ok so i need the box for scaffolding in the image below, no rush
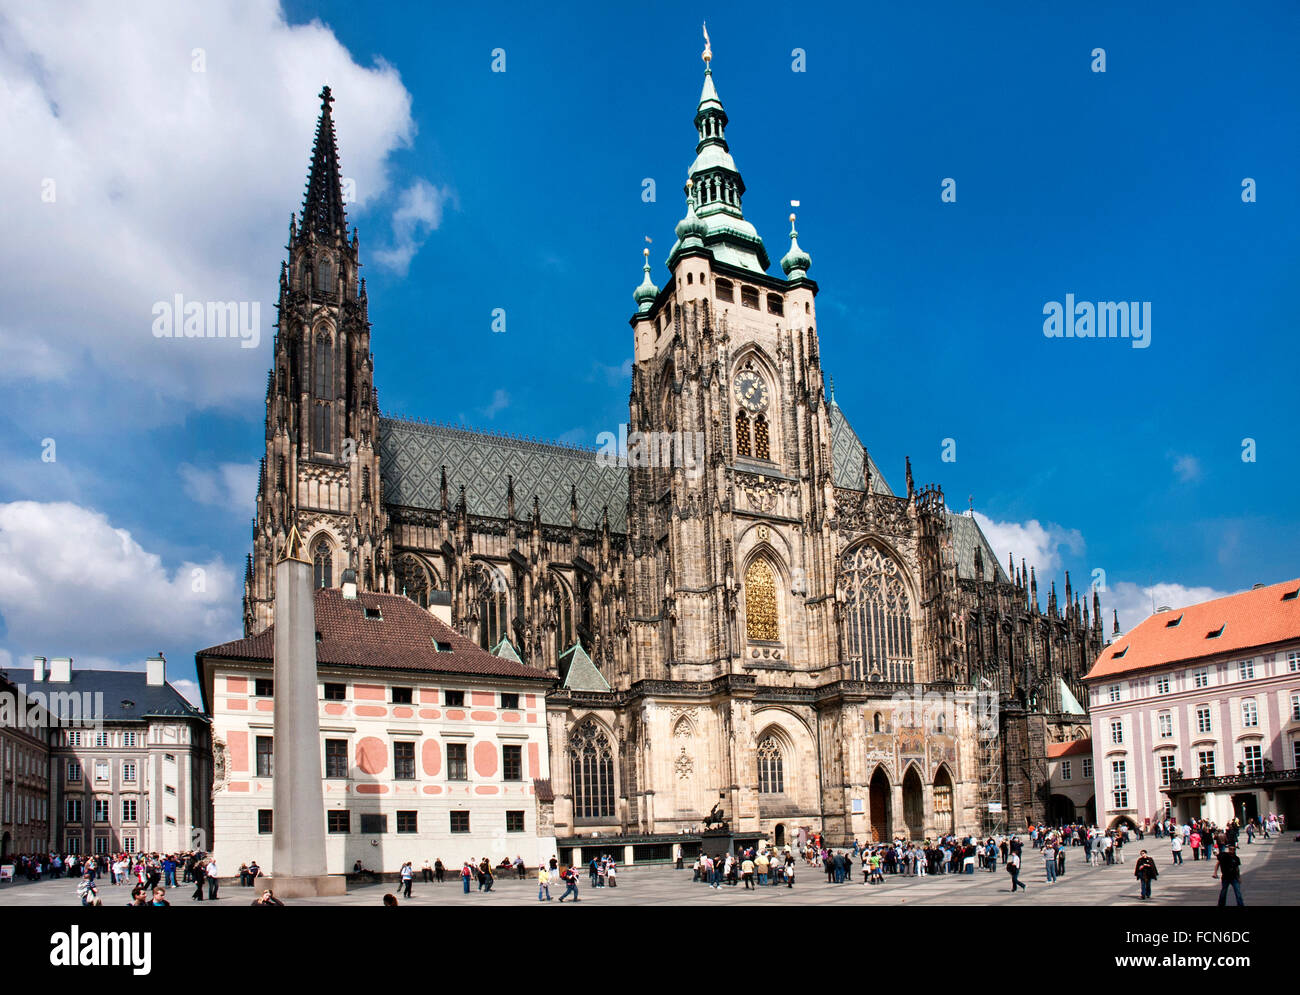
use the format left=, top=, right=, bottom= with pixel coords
left=976, top=677, right=1007, bottom=836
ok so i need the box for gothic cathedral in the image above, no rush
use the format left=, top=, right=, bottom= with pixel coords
left=245, top=50, right=1105, bottom=846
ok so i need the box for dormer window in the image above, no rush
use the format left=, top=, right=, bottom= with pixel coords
left=1206, top=624, right=1225, bottom=639
left=364, top=606, right=382, bottom=621
left=715, top=278, right=734, bottom=302
left=766, top=293, right=784, bottom=316
left=1165, top=614, right=1183, bottom=627
left=741, top=286, right=759, bottom=309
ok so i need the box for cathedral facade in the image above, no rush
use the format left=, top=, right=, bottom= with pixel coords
left=244, top=52, right=1104, bottom=847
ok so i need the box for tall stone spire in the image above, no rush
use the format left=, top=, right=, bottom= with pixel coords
left=300, top=86, right=347, bottom=240
left=667, top=29, right=769, bottom=272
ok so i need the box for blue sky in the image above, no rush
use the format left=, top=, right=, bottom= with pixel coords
left=1, top=0, right=1297, bottom=699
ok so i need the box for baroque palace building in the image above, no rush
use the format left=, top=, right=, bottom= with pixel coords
left=241, top=43, right=1104, bottom=848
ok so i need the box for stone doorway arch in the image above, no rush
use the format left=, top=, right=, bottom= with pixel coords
left=869, top=767, right=891, bottom=842
left=902, top=765, right=925, bottom=840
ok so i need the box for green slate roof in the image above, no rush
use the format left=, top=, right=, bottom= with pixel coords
left=379, top=417, right=628, bottom=533
left=558, top=643, right=609, bottom=691
left=491, top=638, right=523, bottom=663
left=1058, top=678, right=1086, bottom=715
left=828, top=400, right=893, bottom=495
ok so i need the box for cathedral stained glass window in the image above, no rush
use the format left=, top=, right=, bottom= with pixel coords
left=570, top=720, right=615, bottom=820
left=735, top=410, right=751, bottom=458
left=745, top=559, right=780, bottom=642
left=842, top=545, right=914, bottom=682
left=312, top=539, right=332, bottom=589
left=478, top=569, right=509, bottom=651
left=757, top=736, right=784, bottom=794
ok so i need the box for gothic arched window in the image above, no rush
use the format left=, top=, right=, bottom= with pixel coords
left=757, top=736, right=784, bottom=794
left=313, top=336, right=333, bottom=398
left=842, top=544, right=914, bottom=682
left=312, top=539, right=333, bottom=589
left=477, top=568, right=509, bottom=650
left=554, top=578, right=575, bottom=658
left=569, top=720, right=615, bottom=820
left=396, top=555, right=430, bottom=609
left=745, top=559, right=780, bottom=642
left=312, top=402, right=331, bottom=453
left=735, top=410, right=751, bottom=458
left=754, top=414, right=770, bottom=460
left=316, top=258, right=332, bottom=293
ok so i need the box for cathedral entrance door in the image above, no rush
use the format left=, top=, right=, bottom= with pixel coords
left=868, top=768, right=891, bottom=842
left=902, top=766, right=925, bottom=840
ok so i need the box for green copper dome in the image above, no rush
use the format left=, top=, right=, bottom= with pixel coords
left=780, top=213, right=812, bottom=278
left=633, top=248, right=659, bottom=313
left=674, top=182, right=708, bottom=245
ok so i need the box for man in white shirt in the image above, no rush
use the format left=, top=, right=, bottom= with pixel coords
left=205, top=857, right=219, bottom=900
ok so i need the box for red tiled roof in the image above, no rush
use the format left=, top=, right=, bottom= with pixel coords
left=197, top=588, right=552, bottom=683
left=1085, top=578, right=1300, bottom=681
left=1047, top=738, right=1092, bottom=759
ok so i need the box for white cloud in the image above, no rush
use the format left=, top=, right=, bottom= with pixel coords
left=179, top=462, right=259, bottom=509
left=482, top=389, right=509, bottom=420
left=170, top=678, right=203, bottom=707
left=372, top=180, right=454, bottom=275
left=1171, top=454, right=1203, bottom=483
left=0, top=0, right=424, bottom=419
left=1102, top=580, right=1236, bottom=636
left=0, top=501, right=239, bottom=662
left=972, top=511, right=1084, bottom=577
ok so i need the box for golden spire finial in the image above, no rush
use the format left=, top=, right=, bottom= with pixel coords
left=282, top=524, right=310, bottom=563
left=702, top=22, right=712, bottom=65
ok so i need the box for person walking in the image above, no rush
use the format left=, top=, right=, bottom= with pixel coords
left=558, top=865, right=580, bottom=902
left=461, top=861, right=472, bottom=894
left=1134, top=850, right=1158, bottom=900
left=1212, top=844, right=1244, bottom=906
left=434, top=858, right=444, bottom=884
left=1171, top=832, right=1183, bottom=865
left=205, top=858, right=219, bottom=900
left=191, top=860, right=206, bottom=902
left=537, top=864, right=551, bottom=901
left=400, top=861, right=413, bottom=899
left=1043, top=841, right=1057, bottom=884
left=1007, top=850, right=1026, bottom=892
left=422, top=859, right=432, bottom=884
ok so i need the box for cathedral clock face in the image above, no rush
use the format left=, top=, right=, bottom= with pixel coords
left=734, top=370, right=769, bottom=412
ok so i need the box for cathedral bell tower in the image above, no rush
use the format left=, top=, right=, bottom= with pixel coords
left=244, top=86, right=388, bottom=634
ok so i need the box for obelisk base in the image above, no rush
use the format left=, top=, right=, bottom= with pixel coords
left=263, top=874, right=348, bottom=899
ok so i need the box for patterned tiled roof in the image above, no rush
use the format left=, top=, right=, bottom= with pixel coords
left=379, top=417, right=628, bottom=533
left=32, top=670, right=205, bottom=722
left=1085, top=578, right=1300, bottom=681
left=829, top=401, right=893, bottom=495
left=558, top=643, right=610, bottom=691
left=198, top=588, right=552, bottom=682
left=947, top=512, right=1011, bottom=584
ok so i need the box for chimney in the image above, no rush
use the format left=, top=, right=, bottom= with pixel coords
left=429, top=589, right=452, bottom=626
left=32, top=656, right=47, bottom=683
left=147, top=654, right=166, bottom=687
left=48, top=657, right=72, bottom=683
left=340, top=567, right=358, bottom=600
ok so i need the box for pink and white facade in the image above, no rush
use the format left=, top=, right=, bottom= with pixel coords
left=1084, top=579, right=1300, bottom=831
left=198, top=589, right=555, bottom=874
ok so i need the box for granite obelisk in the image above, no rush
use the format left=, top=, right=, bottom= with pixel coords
left=267, top=526, right=345, bottom=897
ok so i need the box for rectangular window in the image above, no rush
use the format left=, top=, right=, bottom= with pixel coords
left=500, top=693, right=520, bottom=710
left=397, top=811, right=418, bottom=834
left=503, top=744, right=523, bottom=781
left=94, top=761, right=109, bottom=783
left=1242, top=745, right=1263, bottom=775
left=254, top=678, right=274, bottom=697
left=394, top=741, right=416, bottom=780
left=1289, top=650, right=1300, bottom=673
left=1159, top=755, right=1177, bottom=787
left=1241, top=699, right=1259, bottom=727
left=122, top=799, right=137, bottom=822
left=66, top=799, right=82, bottom=823
left=444, top=690, right=465, bottom=707
left=714, top=278, right=734, bottom=303
left=122, top=837, right=135, bottom=854
left=392, top=686, right=413, bottom=704
left=1294, top=739, right=1300, bottom=769
left=1110, top=719, right=1123, bottom=745
left=323, top=683, right=347, bottom=700
left=1158, top=712, right=1173, bottom=738
left=65, top=835, right=81, bottom=854
left=93, top=799, right=109, bottom=822
left=66, top=730, right=81, bottom=747
left=94, top=732, right=109, bottom=748
left=1156, top=675, right=1171, bottom=695
left=327, top=810, right=350, bottom=834
left=1082, top=758, right=1093, bottom=779
left=1111, top=760, right=1128, bottom=810
left=258, top=810, right=273, bottom=834
left=1197, top=750, right=1216, bottom=776
left=122, top=761, right=136, bottom=783
left=1238, top=659, right=1255, bottom=680
left=1060, top=760, right=1071, bottom=781
left=450, top=811, right=470, bottom=834
left=1292, top=693, right=1300, bottom=722
left=1107, top=685, right=1121, bottom=703
left=324, top=739, right=348, bottom=779
left=122, top=732, right=137, bottom=748
left=164, top=785, right=175, bottom=796
left=766, top=293, right=784, bottom=316
left=506, top=810, right=525, bottom=833
left=359, top=813, right=387, bottom=835
left=1196, top=706, right=1213, bottom=733
left=447, top=743, right=468, bottom=780
left=94, top=836, right=108, bottom=856
left=1194, top=669, right=1209, bottom=689
left=67, top=760, right=81, bottom=783
left=256, top=736, right=274, bottom=777
left=740, top=285, right=760, bottom=309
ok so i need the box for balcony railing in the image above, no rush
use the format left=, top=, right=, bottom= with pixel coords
left=1165, top=766, right=1300, bottom=793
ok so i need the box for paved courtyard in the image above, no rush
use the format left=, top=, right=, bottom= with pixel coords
left=2, top=837, right=1294, bottom=907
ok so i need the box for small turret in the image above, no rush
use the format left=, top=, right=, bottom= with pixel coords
left=780, top=212, right=812, bottom=279
left=633, top=246, right=659, bottom=314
